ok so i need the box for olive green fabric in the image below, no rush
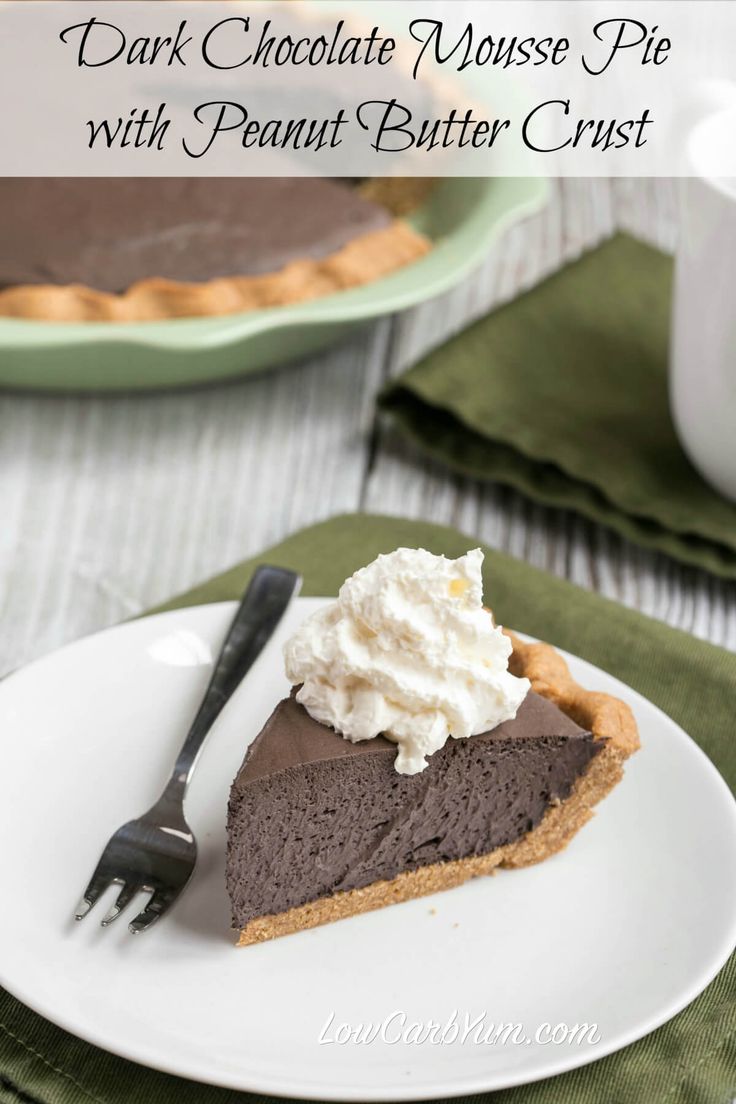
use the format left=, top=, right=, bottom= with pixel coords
left=380, top=234, right=736, bottom=578
left=1, top=514, right=734, bottom=1104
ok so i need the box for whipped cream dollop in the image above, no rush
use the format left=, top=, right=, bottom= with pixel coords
left=283, top=547, right=530, bottom=775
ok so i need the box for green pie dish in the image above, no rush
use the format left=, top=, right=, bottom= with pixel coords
left=0, top=176, right=547, bottom=392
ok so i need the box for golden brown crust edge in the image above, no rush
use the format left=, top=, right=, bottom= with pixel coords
left=504, top=632, right=640, bottom=758
left=237, top=635, right=639, bottom=946
left=0, top=220, right=430, bottom=323
left=358, top=177, right=437, bottom=217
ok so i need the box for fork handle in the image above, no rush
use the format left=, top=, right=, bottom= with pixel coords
left=164, top=565, right=302, bottom=798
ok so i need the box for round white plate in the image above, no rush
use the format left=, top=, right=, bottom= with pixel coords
left=0, top=599, right=734, bottom=1100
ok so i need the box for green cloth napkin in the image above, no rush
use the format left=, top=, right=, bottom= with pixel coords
left=1, top=514, right=734, bottom=1104
left=380, top=234, right=736, bottom=579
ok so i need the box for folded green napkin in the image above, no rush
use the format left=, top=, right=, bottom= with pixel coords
left=1, top=514, right=734, bottom=1104
left=380, top=234, right=736, bottom=578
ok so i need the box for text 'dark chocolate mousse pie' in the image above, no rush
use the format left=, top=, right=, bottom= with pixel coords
left=227, top=548, right=639, bottom=946
left=0, top=178, right=430, bottom=322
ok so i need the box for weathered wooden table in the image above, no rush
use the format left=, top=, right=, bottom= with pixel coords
left=1, top=179, right=733, bottom=678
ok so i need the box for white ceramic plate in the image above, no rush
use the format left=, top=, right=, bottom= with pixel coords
left=0, top=599, right=734, bottom=1100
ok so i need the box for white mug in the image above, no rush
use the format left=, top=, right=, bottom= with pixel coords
left=670, top=105, right=736, bottom=503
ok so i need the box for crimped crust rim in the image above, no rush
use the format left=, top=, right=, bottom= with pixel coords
left=0, top=219, right=430, bottom=323
left=504, top=629, right=640, bottom=757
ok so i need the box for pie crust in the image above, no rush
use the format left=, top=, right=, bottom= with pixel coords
left=0, top=219, right=430, bottom=323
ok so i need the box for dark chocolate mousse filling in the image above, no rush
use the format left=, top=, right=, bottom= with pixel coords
left=227, top=690, right=602, bottom=930
left=0, top=178, right=393, bottom=293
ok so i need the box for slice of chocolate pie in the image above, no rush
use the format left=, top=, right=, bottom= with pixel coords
left=227, top=549, right=639, bottom=945
left=0, top=178, right=429, bottom=322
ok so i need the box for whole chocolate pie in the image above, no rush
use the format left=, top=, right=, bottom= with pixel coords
left=226, top=549, right=639, bottom=946
left=0, top=178, right=430, bottom=322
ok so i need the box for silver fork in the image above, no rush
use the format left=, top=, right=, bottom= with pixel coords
left=74, top=564, right=302, bottom=934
